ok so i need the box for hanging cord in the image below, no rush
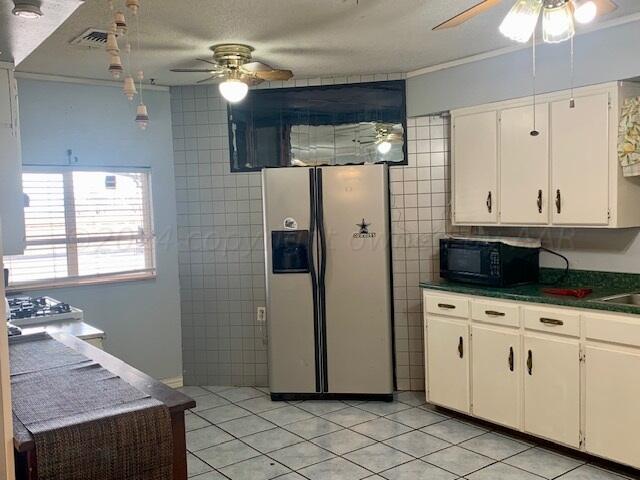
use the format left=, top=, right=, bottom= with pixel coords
left=569, top=35, right=575, bottom=108
left=530, top=28, right=539, bottom=136
left=539, top=247, right=570, bottom=286
left=136, top=7, right=144, bottom=105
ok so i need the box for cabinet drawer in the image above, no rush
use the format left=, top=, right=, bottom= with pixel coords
left=584, top=313, right=640, bottom=348
left=472, top=300, right=519, bottom=327
left=524, top=306, right=580, bottom=337
left=425, top=293, right=469, bottom=319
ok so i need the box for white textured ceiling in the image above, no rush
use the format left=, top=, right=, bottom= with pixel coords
left=15, top=0, right=640, bottom=85
left=0, top=0, right=82, bottom=65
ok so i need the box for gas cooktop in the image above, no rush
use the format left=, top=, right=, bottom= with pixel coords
left=7, top=296, right=83, bottom=326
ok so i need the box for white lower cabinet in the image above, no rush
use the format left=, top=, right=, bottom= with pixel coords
left=471, top=325, right=520, bottom=428
left=523, top=334, right=580, bottom=448
left=424, top=290, right=640, bottom=470
left=426, top=315, right=470, bottom=414
left=584, top=345, right=640, bottom=466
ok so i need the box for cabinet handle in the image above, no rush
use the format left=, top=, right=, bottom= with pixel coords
left=527, top=350, right=533, bottom=375
left=555, top=189, right=562, bottom=214
left=486, top=191, right=492, bottom=213
left=485, top=310, right=505, bottom=317
left=437, top=303, right=456, bottom=310
left=508, top=346, right=514, bottom=372
left=458, top=336, right=464, bottom=358
left=540, top=317, right=564, bottom=326
left=537, top=189, right=543, bottom=214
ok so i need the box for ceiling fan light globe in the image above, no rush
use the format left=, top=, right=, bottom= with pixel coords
left=542, top=2, right=575, bottom=43
left=219, top=79, right=248, bottom=103
left=573, top=0, right=597, bottom=23
left=499, top=0, right=543, bottom=43
left=377, top=141, right=392, bottom=155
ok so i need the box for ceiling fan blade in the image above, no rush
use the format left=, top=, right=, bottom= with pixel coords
left=240, top=76, right=265, bottom=87
left=197, top=75, right=219, bottom=84
left=593, top=0, right=618, bottom=15
left=171, top=68, right=219, bottom=73
left=241, top=61, right=274, bottom=73
left=196, top=58, right=221, bottom=66
left=433, top=0, right=502, bottom=30
left=253, top=69, right=294, bottom=81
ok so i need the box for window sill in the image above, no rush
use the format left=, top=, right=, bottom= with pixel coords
left=6, top=270, right=157, bottom=294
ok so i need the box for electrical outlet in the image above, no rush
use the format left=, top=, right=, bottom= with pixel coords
left=257, top=307, right=266, bottom=323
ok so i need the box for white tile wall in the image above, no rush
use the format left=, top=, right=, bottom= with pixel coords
left=171, top=74, right=456, bottom=389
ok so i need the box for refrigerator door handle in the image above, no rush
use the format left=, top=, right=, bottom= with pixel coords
left=308, top=168, right=321, bottom=393
left=316, top=168, right=328, bottom=393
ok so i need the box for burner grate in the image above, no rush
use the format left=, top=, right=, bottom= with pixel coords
left=9, top=296, right=73, bottom=320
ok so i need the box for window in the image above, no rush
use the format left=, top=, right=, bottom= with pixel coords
left=4, top=167, right=155, bottom=290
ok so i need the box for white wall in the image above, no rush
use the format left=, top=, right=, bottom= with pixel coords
left=407, top=19, right=640, bottom=116
left=478, top=226, right=640, bottom=273
left=14, top=78, right=182, bottom=380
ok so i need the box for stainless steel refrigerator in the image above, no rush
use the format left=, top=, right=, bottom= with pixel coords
left=262, top=164, right=394, bottom=401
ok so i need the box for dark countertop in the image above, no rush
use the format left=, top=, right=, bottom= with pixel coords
left=420, top=269, right=640, bottom=316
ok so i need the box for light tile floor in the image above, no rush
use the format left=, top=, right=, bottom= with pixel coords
left=178, top=386, right=637, bottom=480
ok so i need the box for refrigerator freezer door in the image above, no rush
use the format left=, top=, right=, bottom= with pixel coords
left=263, top=167, right=318, bottom=393
left=319, top=165, right=393, bottom=394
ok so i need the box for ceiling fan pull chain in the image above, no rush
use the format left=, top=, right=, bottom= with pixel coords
left=569, top=36, right=575, bottom=108
left=530, top=27, right=539, bottom=137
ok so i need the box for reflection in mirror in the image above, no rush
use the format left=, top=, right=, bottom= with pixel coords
left=290, top=122, right=404, bottom=166
left=228, top=80, right=407, bottom=172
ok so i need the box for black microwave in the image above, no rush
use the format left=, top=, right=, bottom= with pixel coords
left=440, top=237, right=540, bottom=287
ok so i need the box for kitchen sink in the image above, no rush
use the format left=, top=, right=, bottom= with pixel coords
left=595, top=293, right=640, bottom=306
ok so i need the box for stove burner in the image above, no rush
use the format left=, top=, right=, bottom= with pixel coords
left=8, top=296, right=73, bottom=320
left=7, top=323, right=21, bottom=336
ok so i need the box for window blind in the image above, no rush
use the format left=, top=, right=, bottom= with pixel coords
left=4, top=168, right=155, bottom=290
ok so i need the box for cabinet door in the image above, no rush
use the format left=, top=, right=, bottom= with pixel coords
left=551, top=93, right=609, bottom=225
left=0, top=69, right=12, bottom=130
left=472, top=325, right=520, bottom=428
left=426, top=315, right=470, bottom=413
left=523, top=334, right=580, bottom=447
left=453, top=111, right=498, bottom=224
left=500, top=104, right=549, bottom=224
left=0, top=68, right=24, bottom=255
left=585, top=345, right=640, bottom=468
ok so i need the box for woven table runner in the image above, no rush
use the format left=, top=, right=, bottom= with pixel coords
left=10, top=334, right=173, bottom=480
left=9, top=332, right=89, bottom=376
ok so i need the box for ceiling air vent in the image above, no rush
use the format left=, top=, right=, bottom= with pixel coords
left=70, top=28, right=111, bottom=49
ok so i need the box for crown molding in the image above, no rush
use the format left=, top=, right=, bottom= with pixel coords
left=13, top=71, right=170, bottom=91
left=407, top=12, right=640, bottom=79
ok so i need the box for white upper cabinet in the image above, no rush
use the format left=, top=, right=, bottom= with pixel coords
left=451, top=81, right=640, bottom=228
left=0, top=65, right=25, bottom=255
left=551, top=93, right=610, bottom=226
left=0, top=69, right=12, bottom=129
left=452, top=111, right=498, bottom=224
left=499, top=104, right=550, bottom=224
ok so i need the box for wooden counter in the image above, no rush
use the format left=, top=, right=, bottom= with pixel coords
left=12, top=332, right=195, bottom=480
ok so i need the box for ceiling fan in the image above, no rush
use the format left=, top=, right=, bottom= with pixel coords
left=354, top=123, right=404, bottom=155
left=433, top=0, right=618, bottom=44
left=171, top=44, right=293, bottom=103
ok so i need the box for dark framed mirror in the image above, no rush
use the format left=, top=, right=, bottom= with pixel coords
left=228, top=80, right=407, bottom=172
